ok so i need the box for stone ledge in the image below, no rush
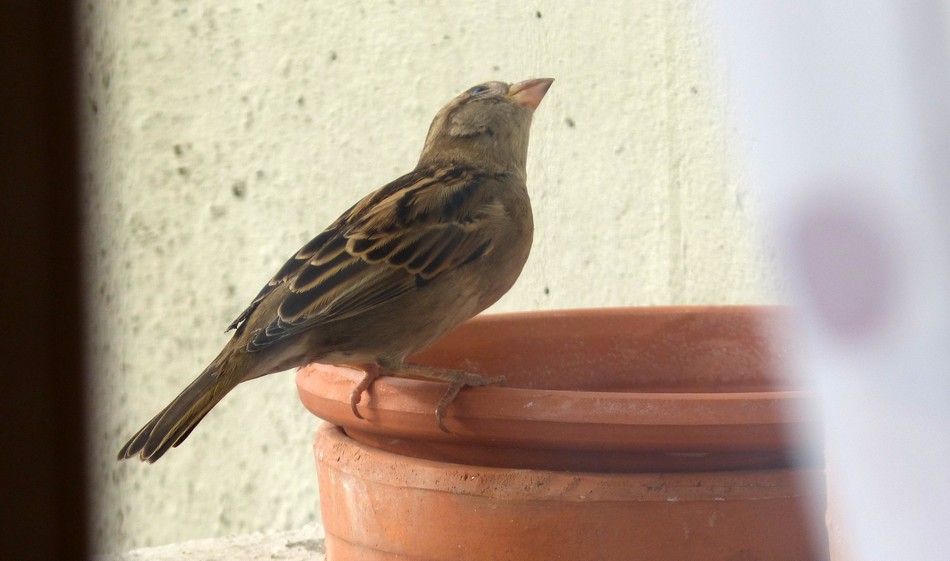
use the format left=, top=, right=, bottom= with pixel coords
left=96, top=523, right=325, bottom=561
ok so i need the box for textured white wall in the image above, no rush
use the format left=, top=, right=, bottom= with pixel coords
left=82, top=0, right=777, bottom=552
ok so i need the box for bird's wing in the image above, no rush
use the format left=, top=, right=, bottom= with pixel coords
left=228, top=165, right=507, bottom=351
left=226, top=227, right=336, bottom=332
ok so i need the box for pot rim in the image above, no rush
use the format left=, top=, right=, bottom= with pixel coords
left=316, top=423, right=818, bottom=502
left=298, top=365, right=810, bottom=428
left=297, top=306, right=812, bottom=456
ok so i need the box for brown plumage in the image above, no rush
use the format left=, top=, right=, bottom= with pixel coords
left=118, top=78, right=553, bottom=463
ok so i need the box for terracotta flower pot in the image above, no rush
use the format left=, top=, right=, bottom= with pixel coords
left=297, top=306, right=828, bottom=561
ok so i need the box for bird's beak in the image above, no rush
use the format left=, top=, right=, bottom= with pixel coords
left=507, top=78, right=554, bottom=111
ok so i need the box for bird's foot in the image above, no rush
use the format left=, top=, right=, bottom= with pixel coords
left=349, top=365, right=382, bottom=419
left=348, top=363, right=505, bottom=431
left=399, top=365, right=506, bottom=432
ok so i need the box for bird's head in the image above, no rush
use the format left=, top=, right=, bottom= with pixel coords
left=418, top=78, right=554, bottom=175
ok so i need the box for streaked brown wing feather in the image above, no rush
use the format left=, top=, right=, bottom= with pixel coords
left=238, top=165, right=506, bottom=351
left=226, top=228, right=337, bottom=331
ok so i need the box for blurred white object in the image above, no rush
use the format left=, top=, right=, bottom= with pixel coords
left=711, top=3, right=950, bottom=560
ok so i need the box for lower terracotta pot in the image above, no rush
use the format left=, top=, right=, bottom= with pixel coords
left=298, top=307, right=828, bottom=560
left=316, top=423, right=823, bottom=561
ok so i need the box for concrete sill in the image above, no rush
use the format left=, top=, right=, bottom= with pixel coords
left=96, top=523, right=326, bottom=561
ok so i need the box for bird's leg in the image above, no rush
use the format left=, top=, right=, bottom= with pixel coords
left=348, top=364, right=382, bottom=419
left=395, top=364, right=506, bottom=432
left=348, top=362, right=505, bottom=430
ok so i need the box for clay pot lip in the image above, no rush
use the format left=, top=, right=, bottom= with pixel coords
left=297, top=306, right=810, bottom=454
left=316, top=423, right=817, bottom=502
left=298, top=366, right=808, bottom=429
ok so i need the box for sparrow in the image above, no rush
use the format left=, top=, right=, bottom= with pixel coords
left=118, top=77, right=554, bottom=463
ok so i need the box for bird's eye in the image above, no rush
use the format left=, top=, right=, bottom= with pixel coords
left=469, top=85, right=489, bottom=95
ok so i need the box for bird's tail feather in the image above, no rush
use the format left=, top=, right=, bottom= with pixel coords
left=117, top=357, right=241, bottom=463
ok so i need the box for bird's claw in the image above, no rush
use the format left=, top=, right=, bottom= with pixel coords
left=350, top=365, right=506, bottom=431
left=434, top=372, right=506, bottom=433
left=435, top=383, right=463, bottom=433
left=350, top=366, right=382, bottom=420
left=349, top=388, right=365, bottom=419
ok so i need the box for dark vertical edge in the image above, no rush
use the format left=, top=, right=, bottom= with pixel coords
left=0, top=1, right=89, bottom=559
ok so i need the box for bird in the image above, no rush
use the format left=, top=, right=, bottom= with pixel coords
left=117, top=77, right=554, bottom=463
